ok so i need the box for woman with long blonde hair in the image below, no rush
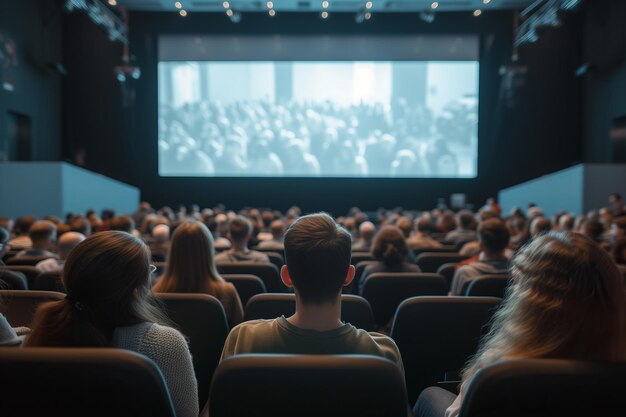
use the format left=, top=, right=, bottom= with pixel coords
left=153, top=220, right=243, bottom=327
left=416, top=232, right=626, bottom=417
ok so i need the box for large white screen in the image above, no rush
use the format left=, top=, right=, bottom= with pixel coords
left=158, top=37, right=479, bottom=178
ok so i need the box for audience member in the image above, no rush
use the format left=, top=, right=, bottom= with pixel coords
left=26, top=231, right=198, bottom=417
left=352, top=221, right=376, bottom=252
left=8, top=215, right=37, bottom=250
left=0, top=217, right=14, bottom=234
left=0, top=227, right=9, bottom=263
left=13, top=220, right=57, bottom=260
left=36, top=232, right=86, bottom=272
left=430, top=233, right=626, bottom=417
left=612, top=217, right=626, bottom=264
left=153, top=221, right=243, bottom=327
left=69, top=216, right=92, bottom=236
left=359, top=226, right=421, bottom=293
left=558, top=214, right=575, bottom=232
left=149, top=224, right=171, bottom=262
left=609, top=193, right=625, bottom=217
left=0, top=312, right=21, bottom=347
left=215, top=216, right=269, bottom=263
left=508, top=216, right=530, bottom=250
left=220, top=213, right=404, bottom=371
left=109, top=215, right=136, bottom=234
left=406, top=218, right=443, bottom=250
left=256, top=219, right=286, bottom=250
left=451, top=219, right=510, bottom=295
left=445, top=210, right=477, bottom=244
left=529, top=216, right=551, bottom=238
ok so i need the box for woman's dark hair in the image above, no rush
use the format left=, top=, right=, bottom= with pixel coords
left=372, top=226, right=408, bottom=265
left=26, top=231, right=169, bottom=347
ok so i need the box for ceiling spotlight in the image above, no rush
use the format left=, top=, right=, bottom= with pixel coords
left=355, top=9, right=371, bottom=23
left=483, top=0, right=491, bottom=3
left=222, top=1, right=229, bottom=8
left=108, top=0, right=117, bottom=5
left=473, top=9, right=482, bottom=16
left=365, top=1, right=373, bottom=9
left=266, top=1, right=273, bottom=8
left=174, top=1, right=182, bottom=8
left=226, top=9, right=241, bottom=22
left=179, top=9, right=187, bottom=16
left=269, top=8, right=276, bottom=16
left=321, top=11, right=329, bottom=18
left=322, top=1, right=329, bottom=8
left=364, top=12, right=371, bottom=20
left=431, top=1, right=438, bottom=8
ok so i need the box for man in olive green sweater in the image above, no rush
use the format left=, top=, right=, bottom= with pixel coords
left=220, top=213, right=404, bottom=373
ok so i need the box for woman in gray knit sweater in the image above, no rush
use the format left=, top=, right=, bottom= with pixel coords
left=26, top=231, right=198, bottom=417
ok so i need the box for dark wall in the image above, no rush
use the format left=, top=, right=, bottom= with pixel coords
left=62, top=10, right=583, bottom=213
left=582, top=0, right=626, bottom=162
left=0, top=0, right=62, bottom=161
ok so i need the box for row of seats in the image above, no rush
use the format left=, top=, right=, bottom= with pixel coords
left=0, top=290, right=499, bottom=404
left=1, top=348, right=623, bottom=417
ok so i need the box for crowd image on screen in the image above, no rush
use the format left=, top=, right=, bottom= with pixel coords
left=158, top=97, right=477, bottom=177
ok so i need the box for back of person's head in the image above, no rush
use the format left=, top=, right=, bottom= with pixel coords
left=0, top=227, right=9, bottom=256
left=530, top=216, right=551, bottom=238
left=462, top=232, right=626, bottom=386
left=228, top=215, right=253, bottom=244
left=57, top=232, right=86, bottom=260
left=270, top=219, right=286, bottom=240
left=372, top=226, right=409, bottom=266
left=283, top=213, right=352, bottom=305
left=29, top=220, right=57, bottom=248
left=415, top=217, right=433, bottom=233
left=395, top=216, right=413, bottom=238
left=156, top=221, right=220, bottom=294
left=0, top=217, right=13, bottom=232
left=457, top=210, right=476, bottom=230
left=109, top=215, right=135, bottom=233
left=358, top=221, right=376, bottom=241
left=437, top=211, right=456, bottom=233
left=101, top=209, right=116, bottom=221
left=14, top=215, right=37, bottom=236
left=558, top=214, right=575, bottom=231
left=70, top=216, right=92, bottom=236
left=583, top=219, right=604, bottom=242
left=26, top=231, right=167, bottom=347
left=152, top=224, right=170, bottom=242
left=478, top=218, right=510, bottom=254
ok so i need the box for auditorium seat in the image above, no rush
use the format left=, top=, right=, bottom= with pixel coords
left=217, top=262, right=282, bottom=292
left=416, top=253, right=470, bottom=273
left=0, top=265, right=42, bottom=288
left=412, top=245, right=459, bottom=257
left=352, top=252, right=375, bottom=265
left=222, top=274, right=266, bottom=306
left=33, top=271, right=65, bottom=292
left=154, top=293, right=229, bottom=409
left=1, top=250, right=19, bottom=263
left=463, top=274, right=510, bottom=298
left=361, top=273, right=448, bottom=328
left=0, top=348, right=176, bottom=417
left=456, top=359, right=626, bottom=417
left=209, top=355, right=408, bottom=417
left=0, top=269, right=28, bottom=290
left=264, top=251, right=285, bottom=270
left=346, top=260, right=376, bottom=294
left=244, top=293, right=375, bottom=331
left=390, top=296, right=501, bottom=403
left=6, top=254, right=58, bottom=267
left=0, top=290, right=66, bottom=327
left=436, top=262, right=458, bottom=290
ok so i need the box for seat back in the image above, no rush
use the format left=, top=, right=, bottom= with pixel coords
left=244, top=293, right=375, bottom=331
left=33, top=271, right=66, bottom=292
left=460, top=359, right=626, bottom=417
left=390, top=296, right=501, bottom=403
left=0, top=290, right=66, bottom=327
left=1, top=250, right=19, bottom=263
left=0, top=270, right=28, bottom=290
left=351, top=252, right=374, bottom=265
left=464, top=274, right=510, bottom=298
left=209, top=355, right=408, bottom=417
left=217, top=262, right=281, bottom=292
left=222, top=274, right=266, bottom=306
left=416, top=253, right=469, bottom=272
left=0, top=265, right=42, bottom=288
left=361, top=273, right=448, bottom=327
left=0, top=348, right=176, bottom=417
left=436, top=262, right=459, bottom=290
left=412, top=245, right=458, bottom=257
left=6, top=255, right=58, bottom=266
left=154, top=293, right=229, bottom=408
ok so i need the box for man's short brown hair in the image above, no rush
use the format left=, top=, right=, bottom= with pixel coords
left=284, top=213, right=352, bottom=304
left=229, top=216, right=253, bottom=242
